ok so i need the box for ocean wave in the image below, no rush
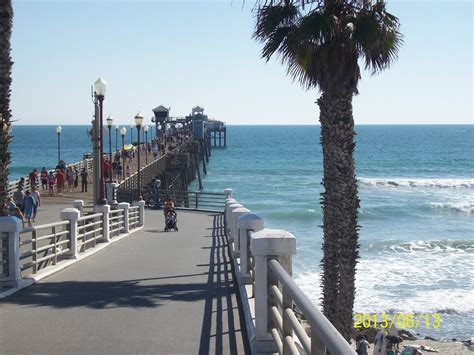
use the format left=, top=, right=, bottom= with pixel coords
left=263, top=209, right=322, bottom=222
left=429, top=202, right=473, bottom=214
left=361, top=239, right=474, bottom=253
left=358, top=177, right=474, bottom=188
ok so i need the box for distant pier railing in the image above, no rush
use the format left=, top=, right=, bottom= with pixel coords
left=115, top=138, right=194, bottom=203
left=224, top=189, right=356, bottom=354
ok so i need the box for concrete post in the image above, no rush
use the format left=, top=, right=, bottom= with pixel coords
left=238, top=213, right=264, bottom=283
left=250, top=229, right=297, bottom=353
left=224, top=198, right=237, bottom=232
left=106, top=182, right=118, bottom=205
left=133, top=200, right=146, bottom=227
left=117, top=202, right=130, bottom=233
left=60, top=208, right=80, bottom=259
left=72, top=200, right=84, bottom=217
left=231, top=207, right=250, bottom=257
left=94, top=204, right=111, bottom=242
left=226, top=203, right=243, bottom=241
left=0, top=216, right=23, bottom=288
left=224, top=188, right=233, bottom=199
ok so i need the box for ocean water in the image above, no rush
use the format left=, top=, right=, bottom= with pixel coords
left=9, top=124, right=474, bottom=339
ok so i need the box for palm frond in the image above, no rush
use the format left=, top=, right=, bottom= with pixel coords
left=353, top=2, right=403, bottom=72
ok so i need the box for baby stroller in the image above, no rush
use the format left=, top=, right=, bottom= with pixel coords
left=164, top=208, right=178, bottom=232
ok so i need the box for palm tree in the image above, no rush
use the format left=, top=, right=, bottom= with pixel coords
left=0, top=0, right=13, bottom=217
left=254, top=0, right=402, bottom=340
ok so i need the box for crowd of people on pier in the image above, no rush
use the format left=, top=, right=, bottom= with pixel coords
left=3, top=130, right=191, bottom=228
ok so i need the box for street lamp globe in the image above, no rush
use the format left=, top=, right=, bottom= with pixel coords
left=120, top=127, right=127, bottom=136
left=143, top=125, right=149, bottom=133
left=134, top=111, right=144, bottom=127
left=94, top=77, right=107, bottom=96
left=56, top=126, right=62, bottom=134
left=106, top=115, right=113, bottom=128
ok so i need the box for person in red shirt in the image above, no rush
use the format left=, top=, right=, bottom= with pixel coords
left=29, top=169, right=38, bottom=188
left=55, top=169, right=65, bottom=196
left=103, top=159, right=111, bottom=181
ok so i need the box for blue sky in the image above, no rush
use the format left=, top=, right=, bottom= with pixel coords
left=11, top=0, right=473, bottom=125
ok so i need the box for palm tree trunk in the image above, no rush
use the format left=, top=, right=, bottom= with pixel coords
left=0, top=0, right=14, bottom=217
left=318, top=89, right=360, bottom=341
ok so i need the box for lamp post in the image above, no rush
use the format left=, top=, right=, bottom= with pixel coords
left=115, top=125, right=119, bottom=152
left=135, top=112, right=144, bottom=200
left=56, top=126, right=62, bottom=164
left=144, top=125, right=149, bottom=165
left=94, top=77, right=107, bottom=205
left=120, top=127, right=126, bottom=181
left=130, top=125, right=133, bottom=144
left=106, top=115, right=114, bottom=182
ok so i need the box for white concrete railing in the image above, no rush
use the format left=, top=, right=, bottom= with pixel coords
left=224, top=189, right=356, bottom=355
left=18, top=220, right=71, bottom=275
left=0, top=199, right=145, bottom=289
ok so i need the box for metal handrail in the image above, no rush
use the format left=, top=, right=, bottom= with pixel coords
left=267, top=259, right=356, bottom=355
left=157, top=189, right=226, bottom=212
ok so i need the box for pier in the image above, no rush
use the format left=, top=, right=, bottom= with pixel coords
left=1, top=116, right=355, bottom=354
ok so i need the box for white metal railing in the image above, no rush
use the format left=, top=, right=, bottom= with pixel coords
left=109, top=209, right=125, bottom=238
left=77, top=213, right=103, bottom=253
left=128, top=206, right=140, bottom=229
left=19, top=221, right=71, bottom=275
left=225, top=189, right=356, bottom=355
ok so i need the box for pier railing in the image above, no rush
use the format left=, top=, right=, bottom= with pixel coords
left=152, top=189, right=226, bottom=212
left=0, top=200, right=145, bottom=288
left=115, top=138, right=193, bottom=203
left=224, top=190, right=356, bottom=354
left=19, top=221, right=71, bottom=275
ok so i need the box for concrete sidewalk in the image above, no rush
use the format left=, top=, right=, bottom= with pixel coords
left=0, top=210, right=249, bottom=354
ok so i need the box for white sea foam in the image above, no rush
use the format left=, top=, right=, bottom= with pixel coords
left=358, top=178, right=474, bottom=188
left=294, top=239, right=474, bottom=318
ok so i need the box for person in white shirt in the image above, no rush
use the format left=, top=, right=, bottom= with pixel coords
left=30, top=185, right=41, bottom=222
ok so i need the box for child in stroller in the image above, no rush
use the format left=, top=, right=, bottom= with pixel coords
left=163, top=196, right=178, bottom=232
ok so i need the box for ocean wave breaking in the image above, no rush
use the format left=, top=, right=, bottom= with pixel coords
left=358, top=178, right=474, bottom=188
left=429, top=202, right=473, bottom=214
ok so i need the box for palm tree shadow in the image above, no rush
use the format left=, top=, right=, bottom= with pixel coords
left=2, top=276, right=211, bottom=310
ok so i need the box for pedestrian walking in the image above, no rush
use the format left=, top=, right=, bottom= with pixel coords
left=80, top=168, right=89, bottom=192
left=56, top=169, right=65, bottom=195
left=22, top=191, right=35, bottom=228
left=74, top=166, right=79, bottom=188
left=40, top=167, right=48, bottom=191
left=47, top=171, right=56, bottom=196
left=66, top=166, right=75, bottom=192
left=13, top=186, right=24, bottom=212
left=29, top=169, right=39, bottom=188
left=116, top=161, right=123, bottom=181
left=30, top=185, right=41, bottom=222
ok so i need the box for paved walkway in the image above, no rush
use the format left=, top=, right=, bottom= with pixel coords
left=0, top=210, right=249, bottom=354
